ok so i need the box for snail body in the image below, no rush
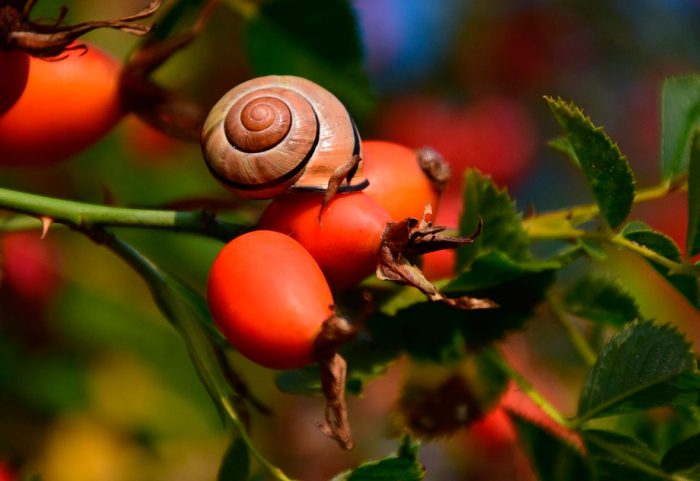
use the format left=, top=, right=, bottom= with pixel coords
left=202, top=75, right=367, bottom=199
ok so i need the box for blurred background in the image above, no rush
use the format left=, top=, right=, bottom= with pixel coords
left=2, top=0, right=700, bottom=480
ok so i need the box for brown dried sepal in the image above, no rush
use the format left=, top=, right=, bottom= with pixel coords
left=312, top=311, right=357, bottom=450
left=416, top=146, right=451, bottom=194
left=377, top=209, right=497, bottom=309
left=0, top=0, right=161, bottom=58
left=398, top=373, right=483, bottom=438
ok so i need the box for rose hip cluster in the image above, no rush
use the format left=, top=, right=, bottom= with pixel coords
left=203, top=76, right=492, bottom=448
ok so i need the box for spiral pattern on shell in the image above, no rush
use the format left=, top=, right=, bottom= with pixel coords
left=202, top=75, right=365, bottom=199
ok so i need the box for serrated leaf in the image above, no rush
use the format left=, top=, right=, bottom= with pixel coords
left=622, top=221, right=684, bottom=261
left=546, top=97, right=635, bottom=228
left=583, top=429, right=673, bottom=481
left=661, top=75, right=700, bottom=181
left=331, top=435, right=425, bottom=481
left=577, top=321, right=700, bottom=423
left=548, top=135, right=580, bottom=167
left=687, top=129, right=700, bottom=256
left=622, top=221, right=700, bottom=306
left=447, top=251, right=560, bottom=292
left=245, top=0, right=373, bottom=120
left=662, top=431, right=700, bottom=473
left=218, top=436, right=249, bottom=481
left=457, top=169, right=531, bottom=268
left=512, top=414, right=593, bottom=481
left=562, top=274, right=641, bottom=326
left=368, top=256, right=555, bottom=362
left=276, top=337, right=401, bottom=396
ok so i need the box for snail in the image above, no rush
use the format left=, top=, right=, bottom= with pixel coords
left=201, top=75, right=367, bottom=203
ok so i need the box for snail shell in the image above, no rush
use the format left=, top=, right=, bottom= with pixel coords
left=201, top=75, right=367, bottom=199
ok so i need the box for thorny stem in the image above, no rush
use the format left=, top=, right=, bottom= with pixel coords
left=0, top=186, right=250, bottom=241
left=548, top=295, right=597, bottom=367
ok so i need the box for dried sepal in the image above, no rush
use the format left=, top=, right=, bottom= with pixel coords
left=378, top=209, right=496, bottom=309
left=416, top=146, right=451, bottom=193
left=1, top=1, right=161, bottom=57
left=312, top=311, right=357, bottom=450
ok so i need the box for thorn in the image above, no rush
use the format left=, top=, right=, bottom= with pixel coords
left=40, top=216, right=53, bottom=239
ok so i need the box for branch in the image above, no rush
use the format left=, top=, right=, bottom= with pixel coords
left=0, top=187, right=250, bottom=241
left=523, top=180, right=682, bottom=232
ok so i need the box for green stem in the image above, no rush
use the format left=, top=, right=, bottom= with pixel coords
left=100, top=230, right=295, bottom=481
left=486, top=349, right=571, bottom=429
left=585, top=431, right=690, bottom=481
left=0, top=215, right=62, bottom=232
left=0, top=187, right=250, bottom=241
left=523, top=180, right=677, bottom=232
left=527, top=225, right=700, bottom=276
left=610, top=234, right=700, bottom=275
left=548, top=295, right=597, bottom=367
left=222, top=402, right=296, bottom=481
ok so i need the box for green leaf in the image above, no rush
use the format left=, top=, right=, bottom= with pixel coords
left=622, top=221, right=700, bottom=306
left=546, top=97, right=635, bottom=228
left=110, top=239, right=250, bottom=425
left=276, top=337, right=401, bottom=396
left=368, top=255, right=556, bottom=362
left=218, top=436, right=250, bottom=481
left=661, top=75, right=700, bottom=181
left=577, top=238, right=609, bottom=260
left=577, top=321, right=700, bottom=423
left=331, top=435, right=425, bottom=481
left=687, top=129, right=700, bottom=256
left=662, top=431, right=700, bottom=473
left=583, top=429, right=673, bottom=481
left=457, top=169, right=531, bottom=269
left=562, top=274, right=641, bottom=326
left=512, top=414, right=592, bottom=481
left=548, top=135, right=580, bottom=167
left=245, top=0, right=373, bottom=120
left=447, top=251, right=560, bottom=292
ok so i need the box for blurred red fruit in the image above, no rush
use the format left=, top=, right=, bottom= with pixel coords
left=463, top=406, right=536, bottom=481
left=0, top=45, right=123, bottom=166
left=1, top=232, right=61, bottom=304
left=458, top=7, right=591, bottom=94
left=375, top=95, right=537, bottom=193
left=0, top=461, right=14, bottom=481
left=362, top=140, right=442, bottom=220
left=0, top=50, right=30, bottom=115
left=633, top=191, right=689, bottom=256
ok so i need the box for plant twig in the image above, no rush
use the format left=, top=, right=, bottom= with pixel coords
left=100, top=231, right=296, bottom=481
left=0, top=187, right=249, bottom=241
left=548, top=295, right=597, bottom=367
left=485, top=348, right=571, bottom=429
left=523, top=180, right=681, bottom=232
